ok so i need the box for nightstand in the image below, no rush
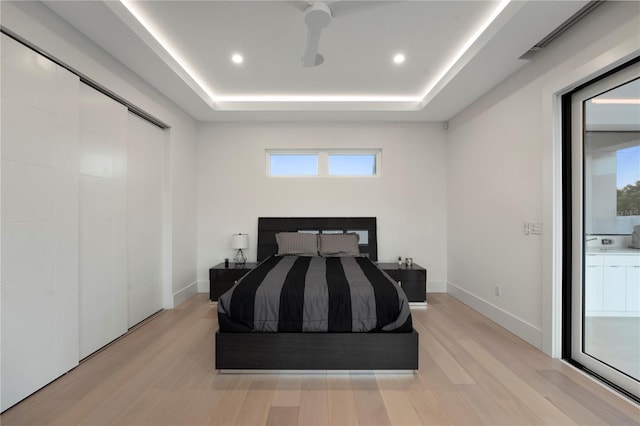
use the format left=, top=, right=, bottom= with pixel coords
left=377, top=263, right=427, bottom=303
left=209, top=262, right=258, bottom=301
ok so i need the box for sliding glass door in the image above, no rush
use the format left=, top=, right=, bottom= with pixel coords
left=570, top=62, right=640, bottom=399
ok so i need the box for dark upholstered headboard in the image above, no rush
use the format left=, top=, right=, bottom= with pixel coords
left=257, top=217, right=378, bottom=262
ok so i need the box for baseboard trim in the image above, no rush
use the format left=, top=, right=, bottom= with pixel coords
left=447, top=281, right=542, bottom=349
left=173, top=281, right=198, bottom=307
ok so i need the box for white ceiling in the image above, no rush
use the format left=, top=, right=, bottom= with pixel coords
left=43, top=0, right=592, bottom=122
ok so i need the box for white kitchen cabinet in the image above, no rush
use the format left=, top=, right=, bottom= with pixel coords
left=602, top=266, right=626, bottom=312
left=627, top=266, right=640, bottom=312
left=586, top=252, right=640, bottom=316
left=585, top=255, right=604, bottom=313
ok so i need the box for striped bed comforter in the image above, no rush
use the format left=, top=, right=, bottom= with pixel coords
left=217, top=255, right=412, bottom=333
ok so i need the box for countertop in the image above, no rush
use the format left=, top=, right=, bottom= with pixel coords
left=586, top=247, right=640, bottom=255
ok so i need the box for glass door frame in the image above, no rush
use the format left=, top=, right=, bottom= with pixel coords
left=567, top=62, right=640, bottom=400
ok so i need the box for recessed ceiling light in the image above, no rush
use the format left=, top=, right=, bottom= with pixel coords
left=231, top=54, right=243, bottom=64
left=393, top=53, right=405, bottom=64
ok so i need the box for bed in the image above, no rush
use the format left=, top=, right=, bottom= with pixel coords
left=215, top=217, right=419, bottom=370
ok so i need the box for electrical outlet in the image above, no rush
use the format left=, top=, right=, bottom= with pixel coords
left=530, top=221, right=542, bottom=235
left=495, top=285, right=502, bottom=297
left=601, top=238, right=613, bottom=245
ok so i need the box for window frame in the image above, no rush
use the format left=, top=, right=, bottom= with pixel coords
left=266, top=149, right=381, bottom=178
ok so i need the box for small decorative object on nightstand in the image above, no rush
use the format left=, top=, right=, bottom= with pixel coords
left=378, top=262, right=427, bottom=303
left=209, top=262, right=258, bottom=301
left=231, top=233, right=249, bottom=265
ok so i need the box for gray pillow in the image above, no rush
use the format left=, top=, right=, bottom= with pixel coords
left=275, top=232, right=319, bottom=256
left=319, top=233, right=360, bottom=257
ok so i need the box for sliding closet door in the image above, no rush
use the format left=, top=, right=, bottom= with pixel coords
left=127, top=113, right=164, bottom=327
left=79, top=84, right=128, bottom=359
left=1, top=34, right=80, bottom=411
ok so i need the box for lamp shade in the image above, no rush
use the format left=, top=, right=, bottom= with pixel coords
left=231, top=233, right=249, bottom=249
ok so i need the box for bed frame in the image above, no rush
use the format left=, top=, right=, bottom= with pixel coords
left=215, top=217, right=419, bottom=371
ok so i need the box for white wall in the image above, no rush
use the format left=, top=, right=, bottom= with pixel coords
left=1, top=1, right=199, bottom=306
left=169, top=122, right=198, bottom=305
left=197, top=122, right=447, bottom=294
left=446, top=1, right=640, bottom=352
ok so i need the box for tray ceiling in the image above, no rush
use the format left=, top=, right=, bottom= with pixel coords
left=42, top=0, right=592, bottom=121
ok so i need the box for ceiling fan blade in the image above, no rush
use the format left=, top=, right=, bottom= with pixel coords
left=329, top=0, right=402, bottom=18
left=302, top=27, right=323, bottom=67
left=284, top=1, right=311, bottom=13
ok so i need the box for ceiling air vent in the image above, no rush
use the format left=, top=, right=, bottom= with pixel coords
left=519, top=1, right=604, bottom=60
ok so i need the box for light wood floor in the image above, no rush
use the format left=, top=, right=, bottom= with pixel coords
left=2, top=294, right=639, bottom=425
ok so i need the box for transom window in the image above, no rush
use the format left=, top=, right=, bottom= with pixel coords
left=269, top=153, right=318, bottom=176
left=266, top=150, right=381, bottom=177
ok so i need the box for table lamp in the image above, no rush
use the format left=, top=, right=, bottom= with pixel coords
left=231, top=233, right=249, bottom=265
